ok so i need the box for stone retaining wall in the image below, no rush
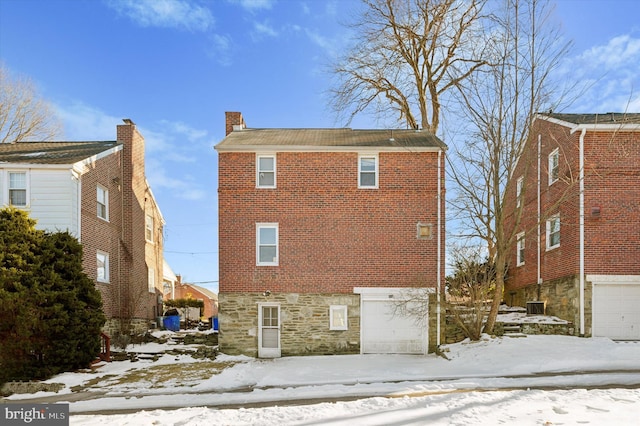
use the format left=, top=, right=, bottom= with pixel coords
left=507, top=274, right=591, bottom=336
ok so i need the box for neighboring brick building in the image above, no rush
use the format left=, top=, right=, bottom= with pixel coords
left=0, top=119, right=165, bottom=336
left=504, top=113, right=640, bottom=339
left=165, top=274, right=219, bottom=320
left=215, top=112, right=446, bottom=358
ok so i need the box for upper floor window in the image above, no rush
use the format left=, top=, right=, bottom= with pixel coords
left=257, top=223, right=278, bottom=266
left=146, top=214, right=154, bottom=242
left=257, top=155, right=276, bottom=188
left=358, top=155, right=378, bottom=188
left=546, top=214, right=560, bottom=250
left=548, top=148, right=559, bottom=185
left=97, top=251, right=109, bottom=283
left=148, top=267, right=156, bottom=293
left=516, top=232, right=525, bottom=266
left=97, top=185, right=108, bottom=220
left=8, top=171, right=27, bottom=207
left=516, top=176, right=524, bottom=207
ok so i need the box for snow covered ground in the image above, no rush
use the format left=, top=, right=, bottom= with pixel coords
left=5, top=333, right=640, bottom=425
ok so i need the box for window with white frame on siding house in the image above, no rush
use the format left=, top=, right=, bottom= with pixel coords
left=257, top=223, right=278, bottom=266
left=97, top=185, right=108, bottom=220
left=9, top=171, right=27, bottom=206
left=546, top=214, right=560, bottom=250
left=358, top=155, right=378, bottom=188
left=257, top=155, right=276, bottom=188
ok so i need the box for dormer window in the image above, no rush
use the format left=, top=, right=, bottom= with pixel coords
left=257, top=155, right=276, bottom=188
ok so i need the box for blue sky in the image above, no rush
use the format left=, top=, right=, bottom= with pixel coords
left=1, top=0, right=639, bottom=293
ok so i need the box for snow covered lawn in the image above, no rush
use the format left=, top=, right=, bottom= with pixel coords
left=5, top=334, right=640, bottom=425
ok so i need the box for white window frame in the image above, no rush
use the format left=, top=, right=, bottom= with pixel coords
left=97, top=251, right=109, bottom=283
left=256, top=154, right=276, bottom=188
left=8, top=171, right=28, bottom=207
left=516, top=176, right=523, bottom=207
left=148, top=267, right=156, bottom=293
left=97, top=185, right=109, bottom=221
left=546, top=214, right=560, bottom=250
left=256, top=223, right=279, bottom=266
left=329, top=305, right=348, bottom=330
left=145, top=214, right=154, bottom=242
left=358, top=154, right=378, bottom=189
left=548, top=148, right=559, bottom=185
left=516, top=232, right=525, bottom=266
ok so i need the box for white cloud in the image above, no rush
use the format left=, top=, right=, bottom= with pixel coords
left=556, top=34, right=640, bottom=112
left=254, top=21, right=278, bottom=37
left=208, top=34, right=234, bottom=66
left=107, top=0, right=214, bottom=32
left=228, top=0, right=275, bottom=12
left=55, top=101, right=121, bottom=140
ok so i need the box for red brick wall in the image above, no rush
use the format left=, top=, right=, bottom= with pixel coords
left=506, top=119, right=640, bottom=291
left=173, top=284, right=219, bottom=319
left=218, top=150, right=445, bottom=294
left=80, top=150, right=124, bottom=319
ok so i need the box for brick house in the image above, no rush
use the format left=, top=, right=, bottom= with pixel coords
left=215, top=112, right=446, bottom=358
left=504, top=113, right=640, bottom=340
left=0, top=119, right=165, bottom=335
left=164, top=274, right=219, bottom=321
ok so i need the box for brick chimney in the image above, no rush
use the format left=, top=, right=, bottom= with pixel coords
left=225, top=111, right=246, bottom=136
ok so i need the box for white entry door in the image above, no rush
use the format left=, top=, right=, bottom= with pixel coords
left=258, top=304, right=281, bottom=358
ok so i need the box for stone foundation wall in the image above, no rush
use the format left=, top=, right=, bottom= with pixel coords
left=102, top=318, right=151, bottom=337
left=219, top=292, right=362, bottom=357
left=506, top=275, right=591, bottom=336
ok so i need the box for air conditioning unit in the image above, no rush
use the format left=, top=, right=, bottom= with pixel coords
left=526, top=301, right=545, bottom=315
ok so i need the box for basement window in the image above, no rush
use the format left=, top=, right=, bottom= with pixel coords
left=330, top=305, right=348, bottom=330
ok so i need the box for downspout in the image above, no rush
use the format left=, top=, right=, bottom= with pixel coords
left=436, top=149, right=442, bottom=347
left=579, top=128, right=586, bottom=336
left=537, top=135, right=542, bottom=290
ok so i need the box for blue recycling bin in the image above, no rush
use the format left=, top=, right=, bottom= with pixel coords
left=164, top=315, right=180, bottom=331
left=213, top=316, right=219, bottom=331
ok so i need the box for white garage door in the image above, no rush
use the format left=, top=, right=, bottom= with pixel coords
left=361, top=300, right=427, bottom=354
left=593, top=284, right=640, bottom=340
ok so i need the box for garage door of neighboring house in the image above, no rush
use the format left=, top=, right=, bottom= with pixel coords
left=356, top=288, right=428, bottom=354
left=591, top=276, right=640, bottom=340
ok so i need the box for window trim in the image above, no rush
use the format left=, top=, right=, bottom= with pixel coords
left=148, top=267, right=156, bottom=293
left=546, top=214, right=561, bottom=251
left=8, top=171, right=28, bottom=207
left=97, top=184, right=109, bottom=221
left=97, top=251, right=110, bottom=283
left=516, top=176, right=524, bottom=208
left=256, top=223, right=279, bottom=266
left=145, top=214, right=154, bottom=243
left=329, top=305, right=348, bottom=331
left=358, top=154, right=378, bottom=189
left=256, top=154, right=276, bottom=188
left=516, top=232, right=525, bottom=266
left=548, top=148, right=559, bottom=185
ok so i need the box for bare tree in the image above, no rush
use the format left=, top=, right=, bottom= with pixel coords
left=448, top=0, right=570, bottom=333
left=330, top=0, right=487, bottom=133
left=0, top=64, right=62, bottom=144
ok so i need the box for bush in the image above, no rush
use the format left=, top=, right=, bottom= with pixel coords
left=0, top=208, right=105, bottom=384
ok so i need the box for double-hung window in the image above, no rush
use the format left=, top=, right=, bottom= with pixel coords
left=548, top=149, right=559, bottom=185
left=146, top=214, right=154, bottom=242
left=546, top=214, right=560, bottom=250
left=97, top=251, right=109, bottom=283
left=97, top=185, right=108, bottom=220
left=516, top=176, right=524, bottom=207
left=8, top=171, right=27, bottom=207
left=257, top=155, right=276, bottom=188
left=148, top=267, right=156, bottom=293
left=257, top=223, right=278, bottom=266
left=516, top=232, right=525, bottom=266
left=358, top=155, right=378, bottom=188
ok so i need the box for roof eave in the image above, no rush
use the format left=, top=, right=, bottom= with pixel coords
left=214, top=144, right=446, bottom=153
